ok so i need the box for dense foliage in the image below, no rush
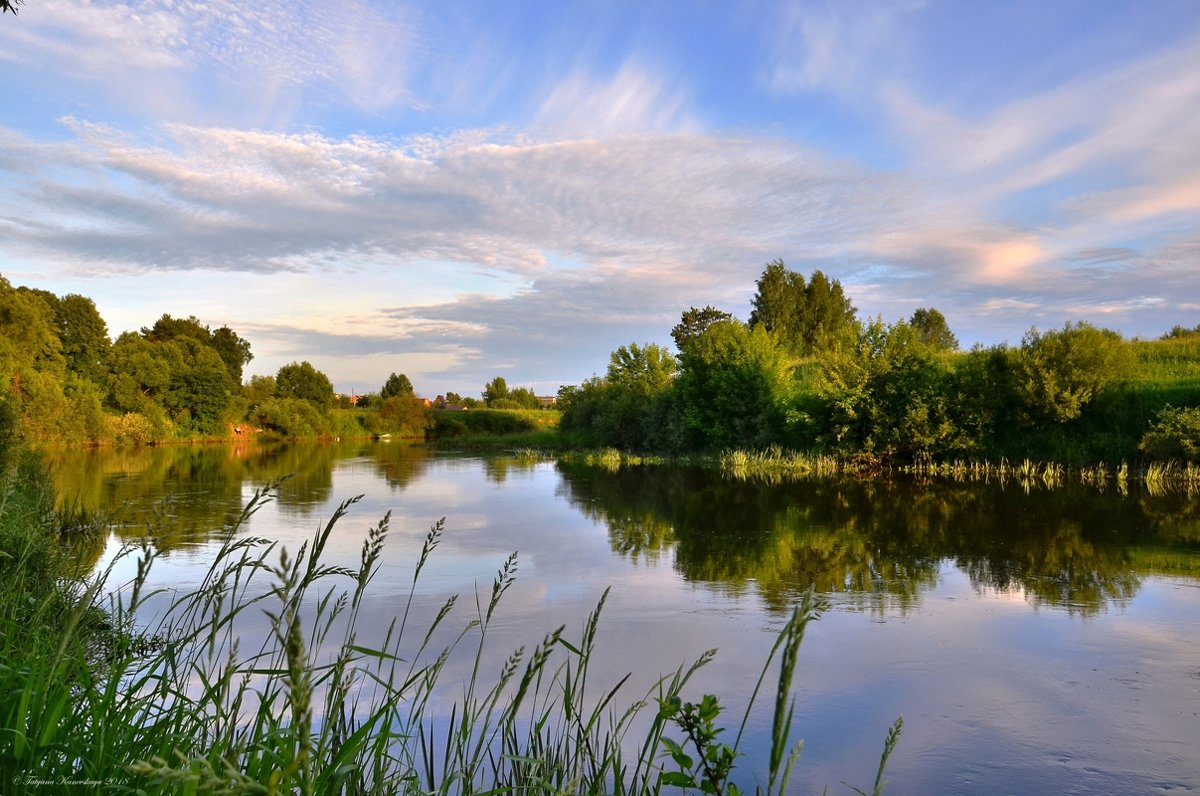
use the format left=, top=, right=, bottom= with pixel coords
left=0, top=275, right=436, bottom=445
left=560, top=261, right=1200, bottom=464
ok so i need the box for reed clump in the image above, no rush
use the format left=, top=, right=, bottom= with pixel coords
left=1, top=478, right=901, bottom=795
left=719, top=446, right=842, bottom=483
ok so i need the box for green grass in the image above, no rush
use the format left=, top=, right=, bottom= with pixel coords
left=0, top=466, right=901, bottom=795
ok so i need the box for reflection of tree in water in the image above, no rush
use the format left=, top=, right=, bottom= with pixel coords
left=556, top=462, right=1200, bottom=615
left=480, top=455, right=539, bottom=485
left=45, top=445, right=251, bottom=552
left=369, top=443, right=431, bottom=490
left=42, top=440, right=425, bottom=552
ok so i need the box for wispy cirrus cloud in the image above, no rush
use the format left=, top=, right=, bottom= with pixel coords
left=532, top=60, right=699, bottom=137
left=3, top=0, right=421, bottom=123
left=763, top=0, right=926, bottom=97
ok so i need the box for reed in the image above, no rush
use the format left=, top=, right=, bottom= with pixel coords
left=718, top=446, right=842, bottom=483
left=1, top=479, right=901, bottom=795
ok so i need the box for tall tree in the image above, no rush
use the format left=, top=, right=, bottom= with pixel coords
left=1, top=278, right=63, bottom=377
left=606, top=342, right=677, bottom=396
left=799, top=270, right=858, bottom=352
left=276, top=361, right=335, bottom=407
left=748, top=260, right=805, bottom=345
left=671, top=306, right=733, bottom=351
left=507, top=386, right=541, bottom=409
left=910, top=307, right=959, bottom=351
left=107, top=333, right=179, bottom=416
left=748, top=261, right=857, bottom=355
left=483, top=376, right=509, bottom=405
left=142, top=314, right=210, bottom=344
left=54, top=294, right=111, bottom=385
left=209, top=325, right=253, bottom=383
left=674, top=319, right=792, bottom=449
left=381, top=372, right=414, bottom=399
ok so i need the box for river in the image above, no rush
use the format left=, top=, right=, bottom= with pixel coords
left=42, top=440, right=1200, bottom=795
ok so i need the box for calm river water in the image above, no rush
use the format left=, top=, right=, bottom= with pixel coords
left=43, top=441, right=1200, bottom=795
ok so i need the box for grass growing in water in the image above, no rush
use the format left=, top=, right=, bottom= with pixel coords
left=1, top=479, right=902, bottom=795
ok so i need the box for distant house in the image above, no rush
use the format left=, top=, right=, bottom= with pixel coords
left=536, top=395, right=557, bottom=409
left=433, top=394, right=448, bottom=408
left=420, top=397, right=433, bottom=408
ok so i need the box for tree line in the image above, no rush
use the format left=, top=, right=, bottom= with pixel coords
left=0, top=275, right=377, bottom=443
left=559, top=260, right=1200, bottom=463
left=0, top=274, right=564, bottom=445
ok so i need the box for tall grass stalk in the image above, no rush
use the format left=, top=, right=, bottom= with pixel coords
left=2, top=480, right=901, bottom=795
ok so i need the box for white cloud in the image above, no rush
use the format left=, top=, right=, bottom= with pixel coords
left=765, top=0, right=926, bottom=97
left=2, top=0, right=420, bottom=121
left=533, top=60, right=698, bottom=137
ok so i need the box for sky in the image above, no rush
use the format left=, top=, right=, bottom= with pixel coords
left=2, top=1, right=1200, bottom=398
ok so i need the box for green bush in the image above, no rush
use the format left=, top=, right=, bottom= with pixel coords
left=1015, top=322, right=1133, bottom=423
left=109, top=408, right=173, bottom=446
left=430, top=408, right=537, bottom=438
left=253, top=397, right=330, bottom=438
left=1139, top=405, right=1200, bottom=461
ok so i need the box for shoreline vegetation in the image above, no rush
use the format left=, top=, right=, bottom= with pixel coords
left=1, top=419, right=903, bottom=794
left=4, top=263, right=1200, bottom=478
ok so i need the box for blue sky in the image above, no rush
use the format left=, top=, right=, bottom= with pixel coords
left=3, top=1, right=1200, bottom=397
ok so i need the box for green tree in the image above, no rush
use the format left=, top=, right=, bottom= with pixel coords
left=748, top=260, right=804, bottom=345
left=1014, top=322, right=1133, bottom=423
left=0, top=277, right=64, bottom=378
left=1162, top=324, right=1200, bottom=339
left=253, top=397, right=329, bottom=438
left=799, top=270, right=858, bottom=353
left=381, top=372, right=414, bottom=399
left=107, top=333, right=233, bottom=435
left=814, top=319, right=959, bottom=459
left=209, top=325, right=253, bottom=383
left=143, top=313, right=210, bottom=344
left=483, top=376, right=509, bottom=405
left=606, top=342, right=677, bottom=396
left=243, top=375, right=277, bottom=409
left=107, top=333, right=176, bottom=416
left=947, top=344, right=1020, bottom=455
left=142, top=314, right=252, bottom=384
left=370, top=395, right=433, bottom=435
left=748, top=262, right=858, bottom=355
left=671, top=306, right=733, bottom=352
left=276, top=361, right=335, bottom=408
left=910, top=307, right=958, bottom=352
left=169, top=343, right=234, bottom=433
left=54, top=294, right=111, bottom=385
left=507, top=386, right=541, bottom=410
left=674, top=320, right=792, bottom=449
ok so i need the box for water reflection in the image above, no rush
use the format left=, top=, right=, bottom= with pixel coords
left=41, top=443, right=1200, bottom=616
left=36, top=443, right=1200, bottom=795
left=555, top=462, right=1200, bottom=615
left=42, top=441, right=432, bottom=557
